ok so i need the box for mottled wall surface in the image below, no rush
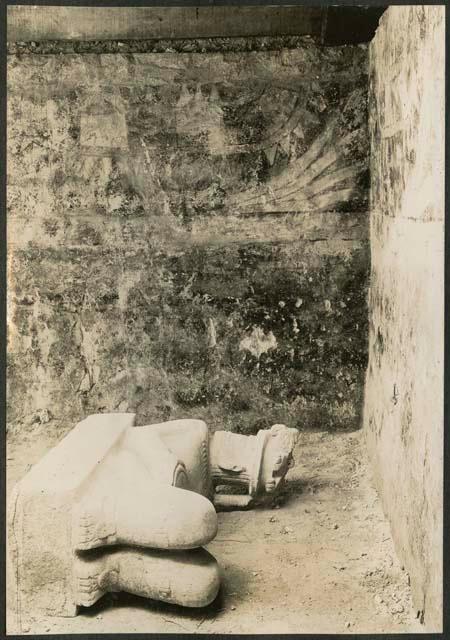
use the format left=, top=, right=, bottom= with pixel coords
left=7, top=40, right=369, bottom=437
left=364, top=7, right=444, bottom=630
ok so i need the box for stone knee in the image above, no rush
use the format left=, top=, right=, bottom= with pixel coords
left=142, top=419, right=211, bottom=495
left=123, top=427, right=184, bottom=487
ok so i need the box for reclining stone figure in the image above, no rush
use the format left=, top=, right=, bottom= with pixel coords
left=8, top=413, right=298, bottom=630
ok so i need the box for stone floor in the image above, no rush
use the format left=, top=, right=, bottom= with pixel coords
left=7, top=427, right=423, bottom=634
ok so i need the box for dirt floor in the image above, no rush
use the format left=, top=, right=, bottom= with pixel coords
left=7, top=426, right=423, bottom=634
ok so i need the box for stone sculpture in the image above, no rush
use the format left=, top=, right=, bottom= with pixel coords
left=8, top=413, right=298, bottom=630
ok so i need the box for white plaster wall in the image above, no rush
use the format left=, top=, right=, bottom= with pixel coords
left=364, top=6, right=444, bottom=630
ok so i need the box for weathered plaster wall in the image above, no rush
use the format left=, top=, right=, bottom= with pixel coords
left=364, top=6, right=444, bottom=630
left=7, top=40, right=369, bottom=437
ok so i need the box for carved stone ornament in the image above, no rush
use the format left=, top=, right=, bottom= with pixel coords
left=8, top=414, right=298, bottom=629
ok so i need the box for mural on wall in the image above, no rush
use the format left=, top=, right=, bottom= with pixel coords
left=7, top=44, right=369, bottom=436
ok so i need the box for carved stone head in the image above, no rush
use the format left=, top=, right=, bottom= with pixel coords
left=260, top=424, right=299, bottom=493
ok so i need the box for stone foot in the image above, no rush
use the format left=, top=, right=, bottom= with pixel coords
left=74, top=495, right=117, bottom=550
left=74, top=547, right=220, bottom=608
left=74, top=552, right=111, bottom=608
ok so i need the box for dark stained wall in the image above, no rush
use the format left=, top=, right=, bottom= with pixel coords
left=7, top=40, right=370, bottom=437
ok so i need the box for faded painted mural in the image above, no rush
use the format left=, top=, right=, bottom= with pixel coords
left=7, top=41, right=369, bottom=436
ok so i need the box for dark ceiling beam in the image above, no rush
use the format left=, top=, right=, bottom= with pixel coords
left=7, top=5, right=387, bottom=45
left=7, top=6, right=324, bottom=42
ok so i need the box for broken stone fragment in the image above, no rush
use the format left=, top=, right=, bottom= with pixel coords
left=209, top=423, right=298, bottom=501
left=8, top=413, right=298, bottom=630
left=7, top=414, right=219, bottom=630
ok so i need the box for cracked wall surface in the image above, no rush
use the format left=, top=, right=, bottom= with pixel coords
left=364, top=6, right=444, bottom=631
left=7, top=39, right=369, bottom=437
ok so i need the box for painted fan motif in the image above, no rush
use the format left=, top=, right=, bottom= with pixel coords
left=175, top=82, right=307, bottom=157
left=227, top=118, right=366, bottom=214
left=174, top=82, right=367, bottom=215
